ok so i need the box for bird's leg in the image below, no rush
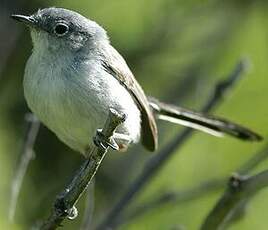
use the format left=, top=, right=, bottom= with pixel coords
left=113, top=133, right=131, bottom=142
left=113, top=133, right=131, bottom=152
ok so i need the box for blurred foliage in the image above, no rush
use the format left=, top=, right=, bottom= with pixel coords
left=0, top=0, right=268, bottom=229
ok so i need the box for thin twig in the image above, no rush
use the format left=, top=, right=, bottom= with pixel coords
left=237, top=144, right=268, bottom=174
left=199, top=144, right=268, bottom=230
left=123, top=179, right=225, bottom=224
left=9, top=113, right=40, bottom=222
left=0, top=5, right=21, bottom=82
left=200, top=171, right=268, bottom=230
left=39, top=108, right=125, bottom=230
left=80, top=179, right=95, bottom=230
left=96, top=60, right=249, bottom=230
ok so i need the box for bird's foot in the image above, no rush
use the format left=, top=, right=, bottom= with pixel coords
left=93, top=129, right=119, bottom=151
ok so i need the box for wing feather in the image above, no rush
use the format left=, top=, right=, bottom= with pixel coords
left=100, top=45, right=158, bottom=151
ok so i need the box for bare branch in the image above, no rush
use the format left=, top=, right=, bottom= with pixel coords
left=123, top=179, right=225, bottom=224
left=96, top=59, right=249, bottom=230
left=199, top=144, right=268, bottom=229
left=237, top=144, right=268, bottom=175
left=9, top=113, right=40, bottom=222
left=39, top=108, right=125, bottom=230
left=200, top=171, right=268, bottom=230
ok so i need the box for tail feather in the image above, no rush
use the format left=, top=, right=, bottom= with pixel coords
left=149, top=97, right=262, bottom=142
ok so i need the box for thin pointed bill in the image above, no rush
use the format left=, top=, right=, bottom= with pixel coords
left=11, top=14, right=36, bottom=27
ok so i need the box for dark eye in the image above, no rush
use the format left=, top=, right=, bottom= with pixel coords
left=54, top=23, right=69, bottom=36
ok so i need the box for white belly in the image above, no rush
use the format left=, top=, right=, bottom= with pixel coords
left=23, top=53, right=141, bottom=154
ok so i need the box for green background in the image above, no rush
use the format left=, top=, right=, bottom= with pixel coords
left=0, top=0, right=267, bottom=229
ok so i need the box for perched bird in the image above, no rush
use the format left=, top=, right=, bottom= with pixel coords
left=11, top=8, right=262, bottom=156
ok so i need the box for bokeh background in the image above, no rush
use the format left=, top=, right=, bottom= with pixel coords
left=1, top=0, right=268, bottom=229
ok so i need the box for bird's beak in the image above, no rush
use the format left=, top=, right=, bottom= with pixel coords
left=11, top=14, right=36, bottom=27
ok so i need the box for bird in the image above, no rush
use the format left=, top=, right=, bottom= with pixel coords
left=11, top=7, right=262, bottom=156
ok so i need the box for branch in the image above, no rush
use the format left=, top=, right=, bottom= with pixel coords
left=200, top=171, right=268, bottom=230
left=96, top=59, right=249, bottom=230
left=0, top=5, right=20, bottom=82
left=39, top=108, right=125, bottom=230
left=198, top=144, right=268, bottom=230
left=199, top=144, right=268, bottom=229
left=123, top=179, right=225, bottom=224
left=9, top=113, right=40, bottom=221
left=237, top=144, right=268, bottom=175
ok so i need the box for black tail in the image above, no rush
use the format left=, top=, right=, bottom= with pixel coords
left=149, top=97, right=262, bottom=141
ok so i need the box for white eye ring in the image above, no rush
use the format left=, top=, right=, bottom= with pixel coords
left=54, top=23, right=69, bottom=36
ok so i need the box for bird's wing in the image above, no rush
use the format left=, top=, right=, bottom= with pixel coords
left=100, top=45, right=158, bottom=151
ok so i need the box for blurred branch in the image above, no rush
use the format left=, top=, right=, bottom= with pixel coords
left=200, top=144, right=268, bottom=230
left=237, top=144, right=268, bottom=174
left=0, top=4, right=21, bottom=81
left=9, top=113, right=40, bottom=222
left=123, top=179, right=225, bottom=224
left=200, top=171, right=268, bottom=230
left=120, top=144, right=268, bottom=225
left=96, top=59, right=249, bottom=230
left=80, top=179, right=95, bottom=230
left=39, top=108, right=125, bottom=230
left=0, top=2, right=45, bottom=92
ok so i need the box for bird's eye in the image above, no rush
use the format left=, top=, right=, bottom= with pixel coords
left=54, top=23, right=69, bottom=36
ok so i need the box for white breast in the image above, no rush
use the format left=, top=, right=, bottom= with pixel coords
left=23, top=47, right=141, bottom=154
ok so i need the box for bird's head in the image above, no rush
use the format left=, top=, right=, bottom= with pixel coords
left=12, top=7, right=108, bottom=52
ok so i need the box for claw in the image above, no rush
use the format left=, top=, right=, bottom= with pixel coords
left=106, top=136, right=119, bottom=151
left=67, top=206, right=78, bottom=220
left=93, top=129, right=119, bottom=151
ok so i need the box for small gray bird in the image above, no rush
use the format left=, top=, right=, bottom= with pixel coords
left=11, top=8, right=261, bottom=156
